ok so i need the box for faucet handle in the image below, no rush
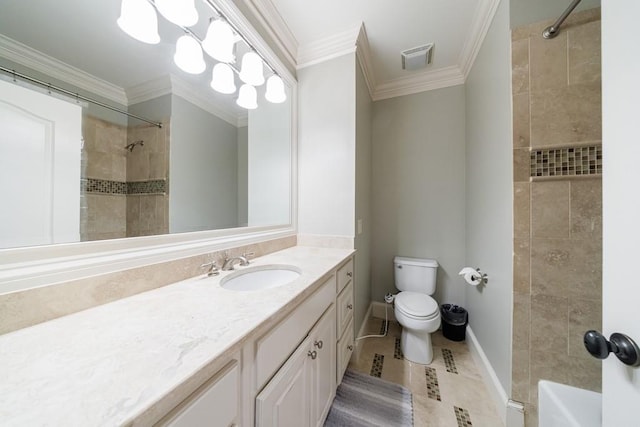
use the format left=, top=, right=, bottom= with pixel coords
left=200, top=261, right=220, bottom=276
left=240, top=252, right=255, bottom=266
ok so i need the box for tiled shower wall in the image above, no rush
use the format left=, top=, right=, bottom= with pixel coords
left=81, top=118, right=169, bottom=240
left=511, top=9, right=602, bottom=426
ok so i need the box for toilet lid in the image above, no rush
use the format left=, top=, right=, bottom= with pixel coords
left=395, top=292, right=439, bottom=318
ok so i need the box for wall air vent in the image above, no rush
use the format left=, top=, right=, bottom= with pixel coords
left=401, top=43, right=434, bottom=70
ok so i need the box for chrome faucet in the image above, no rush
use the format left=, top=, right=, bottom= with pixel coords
left=221, top=252, right=254, bottom=271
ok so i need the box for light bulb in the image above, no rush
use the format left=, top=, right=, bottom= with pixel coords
left=239, top=52, right=265, bottom=86
left=236, top=84, right=257, bottom=109
left=202, top=19, right=236, bottom=63
left=155, top=0, right=199, bottom=27
left=117, top=0, right=160, bottom=44
left=265, top=75, right=286, bottom=103
left=210, top=63, right=236, bottom=94
left=174, top=35, right=206, bottom=74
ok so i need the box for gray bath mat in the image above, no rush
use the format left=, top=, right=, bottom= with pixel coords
left=325, top=369, right=413, bottom=427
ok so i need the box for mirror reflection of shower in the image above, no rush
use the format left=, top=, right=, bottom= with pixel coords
left=125, top=140, right=144, bottom=152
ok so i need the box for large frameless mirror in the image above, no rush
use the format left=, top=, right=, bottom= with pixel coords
left=0, top=0, right=294, bottom=251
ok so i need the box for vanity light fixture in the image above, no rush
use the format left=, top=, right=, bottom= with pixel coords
left=202, top=19, right=236, bottom=63
left=210, top=63, right=236, bottom=94
left=155, top=0, right=199, bottom=27
left=174, top=34, right=206, bottom=74
left=265, top=75, right=286, bottom=103
left=117, top=0, right=287, bottom=107
left=239, top=52, right=265, bottom=86
left=236, top=84, right=257, bottom=109
left=117, top=0, right=160, bottom=44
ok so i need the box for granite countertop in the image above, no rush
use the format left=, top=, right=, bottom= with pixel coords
left=0, top=246, right=353, bottom=426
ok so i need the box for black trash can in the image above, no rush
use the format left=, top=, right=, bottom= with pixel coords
left=441, top=304, right=468, bottom=342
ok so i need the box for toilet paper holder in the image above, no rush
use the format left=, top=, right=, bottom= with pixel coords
left=458, top=267, right=489, bottom=286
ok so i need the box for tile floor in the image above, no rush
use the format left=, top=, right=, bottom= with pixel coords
left=349, top=317, right=504, bottom=427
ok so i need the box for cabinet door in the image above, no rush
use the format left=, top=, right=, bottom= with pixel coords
left=256, top=336, right=312, bottom=427
left=311, top=304, right=336, bottom=427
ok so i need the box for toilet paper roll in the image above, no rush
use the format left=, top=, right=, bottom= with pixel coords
left=459, top=267, right=482, bottom=286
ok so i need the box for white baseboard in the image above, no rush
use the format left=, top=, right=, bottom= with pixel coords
left=466, top=326, right=514, bottom=425
left=356, top=302, right=373, bottom=339
left=371, top=301, right=397, bottom=322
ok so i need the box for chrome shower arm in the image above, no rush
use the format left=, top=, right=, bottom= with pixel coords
left=542, top=0, right=583, bottom=39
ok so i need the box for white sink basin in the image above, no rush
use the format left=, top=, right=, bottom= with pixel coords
left=220, top=265, right=301, bottom=291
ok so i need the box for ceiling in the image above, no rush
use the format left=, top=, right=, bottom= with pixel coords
left=0, top=0, right=500, bottom=106
left=259, top=0, right=500, bottom=99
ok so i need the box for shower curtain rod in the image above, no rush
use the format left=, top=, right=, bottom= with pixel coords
left=542, top=0, right=583, bottom=39
left=0, top=66, right=162, bottom=128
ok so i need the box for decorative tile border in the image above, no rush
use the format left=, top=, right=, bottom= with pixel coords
left=425, top=367, right=441, bottom=401
left=127, top=180, right=166, bottom=194
left=443, top=348, right=458, bottom=374
left=81, top=178, right=127, bottom=195
left=454, top=406, right=473, bottom=427
left=530, top=145, right=602, bottom=178
left=370, top=353, right=384, bottom=378
left=394, top=337, right=404, bottom=360
left=82, top=178, right=166, bottom=195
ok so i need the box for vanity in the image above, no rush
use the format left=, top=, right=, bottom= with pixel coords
left=0, top=246, right=355, bottom=426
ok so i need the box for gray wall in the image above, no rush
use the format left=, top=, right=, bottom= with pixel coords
left=237, top=126, right=248, bottom=227
left=465, top=0, right=513, bottom=394
left=297, top=54, right=356, bottom=238
left=371, top=86, right=467, bottom=306
left=355, top=62, right=372, bottom=332
left=128, top=94, right=171, bottom=126
left=169, top=95, right=239, bottom=233
left=510, top=0, right=600, bottom=28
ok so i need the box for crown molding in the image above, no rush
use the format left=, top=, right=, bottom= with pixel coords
left=296, top=23, right=362, bottom=69
left=0, top=34, right=127, bottom=106
left=355, top=24, right=376, bottom=100
left=458, top=0, right=501, bottom=79
left=241, top=0, right=298, bottom=71
left=126, top=74, right=245, bottom=127
left=372, top=66, right=465, bottom=101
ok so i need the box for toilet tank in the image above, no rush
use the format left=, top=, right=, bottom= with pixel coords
left=394, top=256, right=438, bottom=294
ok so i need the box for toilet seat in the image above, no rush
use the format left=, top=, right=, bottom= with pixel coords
left=395, top=292, right=439, bottom=320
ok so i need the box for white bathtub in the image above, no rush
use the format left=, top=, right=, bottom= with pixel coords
left=538, top=380, right=602, bottom=427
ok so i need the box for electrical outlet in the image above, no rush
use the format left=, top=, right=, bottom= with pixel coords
left=357, top=219, right=363, bottom=235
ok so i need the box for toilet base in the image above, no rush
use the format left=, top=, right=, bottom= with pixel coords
left=401, top=328, right=434, bottom=364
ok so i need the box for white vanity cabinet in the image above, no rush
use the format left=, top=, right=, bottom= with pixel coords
left=336, top=258, right=355, bottom=384
left=255, top=305, right=336, bottom=427
left=157, top=358, right=240, bottom=427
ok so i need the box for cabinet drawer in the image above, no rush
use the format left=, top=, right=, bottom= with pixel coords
left=336, top=258, right=353, bottom=293
left=336, top=281, right=354, bottom=337
left=256, top=275, right=335, bottom=390
left=161, top=361, right=239, bottom=427
left=336, top=318, right=354, bottom=385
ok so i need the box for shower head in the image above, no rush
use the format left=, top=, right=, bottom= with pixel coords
left=125, top=140, right=144, bottom=152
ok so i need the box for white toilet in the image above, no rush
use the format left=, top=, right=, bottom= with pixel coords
left=393, top=256, right=441, bottom=364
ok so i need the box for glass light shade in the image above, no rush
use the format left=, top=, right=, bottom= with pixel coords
left=236, top=84, right=257, bottom=109
left=155, top=0, right=199, bottom=27
left=174, top=35, right=206, bottom=74
left=239, top=52, right=265, bottom=86
left=117, top=0, right=160, bottom=44
left=265, top=75, right=286, bottom=103
left=202, top=20, right=235, bottom=63
left=210, top=63, right=236, bottom=94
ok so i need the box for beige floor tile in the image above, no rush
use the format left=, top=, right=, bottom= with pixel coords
left=348, top=319, right=505, bottom=427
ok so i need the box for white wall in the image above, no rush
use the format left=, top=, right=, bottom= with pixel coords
left=169, top=95, right=239, bottom=233
left=371, top=86, right=467, bottom=306
left=237, top=126, right=248, bottom=226
left=464, top=0, right=513, bottom=395
left=297, top=54, right=356, bottom=238
left=354, top=61, right=372, bottom=332
left=247, top=99, right=291, bottom=226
